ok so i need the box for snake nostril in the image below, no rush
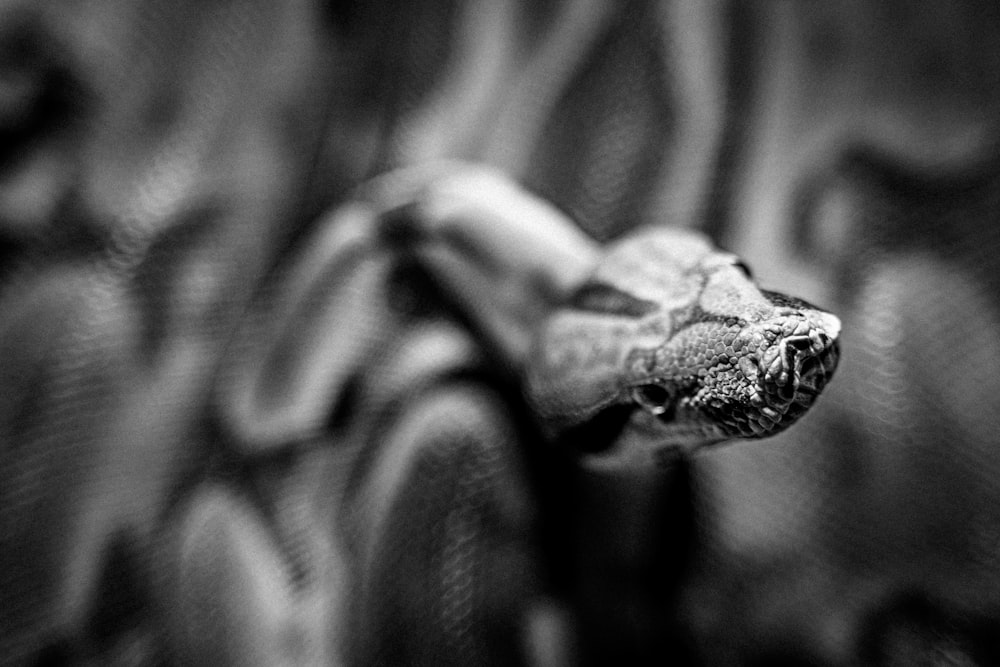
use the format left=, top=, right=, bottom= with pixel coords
left=799, top=355, right=822, bottom=382
left=778, top=382, right=796, bottom=401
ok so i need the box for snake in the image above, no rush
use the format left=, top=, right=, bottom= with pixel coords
left=218, top=163, right=841, bottom=469
left=354, top=163, right=841, bottom=467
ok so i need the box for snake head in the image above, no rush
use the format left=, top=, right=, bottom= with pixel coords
left=526, top=227, right=841, bottom=468
left=625, top=293, right=841, bottom=445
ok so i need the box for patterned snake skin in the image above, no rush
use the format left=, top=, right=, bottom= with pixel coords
left=2, top=1, right=999, bottom=665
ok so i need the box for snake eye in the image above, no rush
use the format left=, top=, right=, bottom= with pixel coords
left=631, top=383, right=675, bottom=419
left=733, top=259, right=753, bottom=279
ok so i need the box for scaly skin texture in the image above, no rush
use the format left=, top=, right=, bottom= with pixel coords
left=526, top=226, right=840, bottom=467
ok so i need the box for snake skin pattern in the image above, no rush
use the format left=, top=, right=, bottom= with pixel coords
left=2, top=1, right=1000, bottom=665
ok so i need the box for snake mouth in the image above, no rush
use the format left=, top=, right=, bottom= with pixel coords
left=751, top=330, right=839, bottom=432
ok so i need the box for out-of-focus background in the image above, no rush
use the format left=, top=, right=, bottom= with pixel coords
left=3, top=1, right=1000, bottom=664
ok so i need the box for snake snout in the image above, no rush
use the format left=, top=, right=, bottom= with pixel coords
left=761, top=328, right=838, bottom=418
left=747, top=317, right=838, bottom=437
